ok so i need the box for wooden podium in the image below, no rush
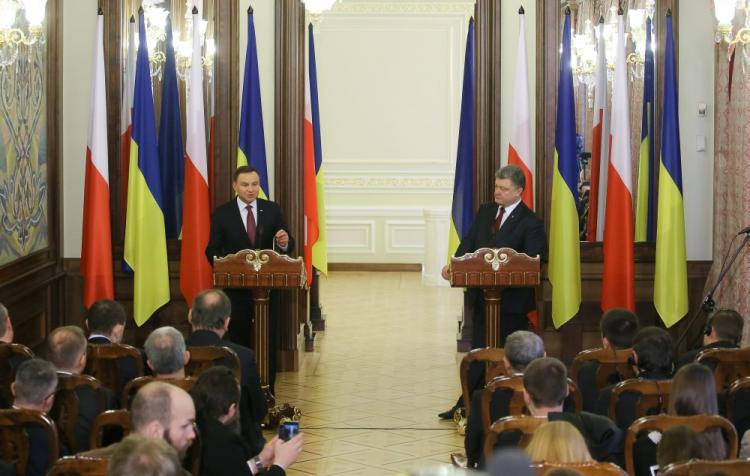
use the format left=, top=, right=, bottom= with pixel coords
left=212, top=249, right=306, bottom=400
left=449, top=248, right=540, bottom=348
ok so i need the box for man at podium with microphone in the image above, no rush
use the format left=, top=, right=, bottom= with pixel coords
left=439, top=164, right=547, bottom=420
left=205, top=165, right=295, bottom=389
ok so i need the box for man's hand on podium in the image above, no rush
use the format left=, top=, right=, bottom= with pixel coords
left=275, top=229, right=289, bottom=249
left=441, top=264, right=451, bottom=281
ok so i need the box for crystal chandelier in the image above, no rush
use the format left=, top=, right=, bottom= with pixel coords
left=0, top=0, right=47, bottom=68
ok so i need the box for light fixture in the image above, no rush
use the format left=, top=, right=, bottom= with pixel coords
left=305, top=0, right=339, bottom=27
left=714, top=0, right=750, bottom=44
left=0, top=0, right=47, bottom=68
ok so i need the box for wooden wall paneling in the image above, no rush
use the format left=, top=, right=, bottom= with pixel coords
left=275, top=0, right=306, bottom=371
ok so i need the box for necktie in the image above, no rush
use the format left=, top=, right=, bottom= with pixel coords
left=493, top=206, right=505, bottom=232
left=246, top=204, right=256, bottom=245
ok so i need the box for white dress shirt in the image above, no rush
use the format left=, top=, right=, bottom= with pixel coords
left=496, top=198, right=522, bottom=229
left=237, top=197, right=258, bottom=233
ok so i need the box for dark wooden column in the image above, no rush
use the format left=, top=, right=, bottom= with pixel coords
left=275, top=0, right=306, bottom=371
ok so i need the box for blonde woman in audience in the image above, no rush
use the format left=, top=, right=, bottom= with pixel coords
left=525, top=421, right=593, bottom=464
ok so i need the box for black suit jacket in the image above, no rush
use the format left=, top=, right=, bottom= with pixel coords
left=205, top=198, right=295, bottom=263
left=455, top=201, right=547, bottom=314
left=198, top=417, right=285, bottom=476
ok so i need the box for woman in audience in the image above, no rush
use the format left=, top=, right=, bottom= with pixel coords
left=632, top=363, right=727, bottom=476
left=525, top=421, right=593, bottom=464
left=655, top=426, right=708, bottom=472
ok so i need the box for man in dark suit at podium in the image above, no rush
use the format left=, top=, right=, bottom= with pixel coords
left=205, top=166, right=294, bottom=390
left=440, top=164, right=547, bottom=420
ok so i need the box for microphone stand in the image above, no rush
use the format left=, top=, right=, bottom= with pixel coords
left=676, top=231, right=750, bottom=351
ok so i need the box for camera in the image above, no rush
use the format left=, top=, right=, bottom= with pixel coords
left=278, top=421, right=299, bottom=442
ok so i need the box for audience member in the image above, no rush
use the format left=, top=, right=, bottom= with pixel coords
left=186, top=289, right=267, bottom=454
left=190, top=367, right=302, bottom=475
left=632, top=362, right=726, bottom=476
left=677, top=309, right=744, bottom=369
left=595, top=326, right=675, bottom=430
left=519, top=358, right=623, bottom=463
left=87, top=300, right=127, bottom=344
left=655, top=426, right=708, bottom=471
left=0, top=303, right=14, bottom=344
left=107, top=434, right=183, bottom=476
left=577, top=308, right=639, bottom=412
left=144, top=327, right=190, bottom=379
left=83, top=381, right=196, bottom=462
left=11, top=359, right=59, bottom=476
left=525, top=421, right=593, bottom=464
left=460, top=330, right=545, bottom=468
left=486, top=448, right=534, bottom=476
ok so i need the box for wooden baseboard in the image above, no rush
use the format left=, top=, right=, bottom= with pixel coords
left=328, top=263, right=422, bottom=272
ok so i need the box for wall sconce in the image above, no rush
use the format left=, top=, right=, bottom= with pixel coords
left=0, top=0, right=47, bottom=68
left=714, top=0, right=750, bottom=45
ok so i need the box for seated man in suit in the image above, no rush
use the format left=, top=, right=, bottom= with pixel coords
left=82, top=381, right=196, bottom=465
left=191, top=367, right=302, bottom=475
left=48, top=326, right=114, bottom=452
left=187, top=289, right=267, bottom=454
left=144, top=327, right=190, bottom=380
left=10, top=359, right=59, bottom=476
left=595, top=326, right=675, bottom=430
left=107, top=435, right=183, bottom=476
left=439, top=165, right=547, bottom=420
left=577, top=308, right=640, bottom=412
left=86, top=299, right=141, bottom=396
left=460, top=330, right=545, bottom=468
left=677, top=308, right=744, bottom=369
left=494, top=357, right=623, bottom=465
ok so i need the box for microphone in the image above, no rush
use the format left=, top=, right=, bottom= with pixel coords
left=738, top=226, right=750, bottom=235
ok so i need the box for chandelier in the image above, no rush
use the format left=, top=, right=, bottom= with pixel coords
left=0, top=0, right=47, bottom=68
left=714, top=0, right=750, bottom=45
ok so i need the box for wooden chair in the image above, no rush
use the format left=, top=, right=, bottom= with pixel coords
left=0, top=408, right=59, bottom=476
left=624, top=414, right=738, bottom=476
left=727, top=376, right=750, bottom=438
left=481, top=376, right=583, bottom=434
left=85, top=343, right=144, bottom=395
left=570, top=347, right=635, bottom=389
left=531, top=461, right=627, bottom=475
left=459, top=347, right=508, bottom=420
left=50, top=374, right=109, bottom=453
left=121, top=376, right=197, bottom=409
left=483, top=414, right=547, bottom=460
left=89, top=409, right=131, bottom=449
left=660, top=458, right=750, bottom=476
left=185, top=345, right=241, bottom=382
left=607, top=378, right=672, bottom=426
left=47, top=456, right=109, bottom=476
left=696, top=347, right=750, bottom=391
left=0, top=343, right=34, bottom=408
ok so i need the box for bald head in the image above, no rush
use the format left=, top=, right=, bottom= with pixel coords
left=190, top=289, right=231, bottom=331
left=131, top=382, right=196, bottom=457
left=48, top=326, right=87, bottom=373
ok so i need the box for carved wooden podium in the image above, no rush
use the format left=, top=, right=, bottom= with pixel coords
left=450, top=248, right=540, bottom=348
left=212, top=249, right=306, bottom=401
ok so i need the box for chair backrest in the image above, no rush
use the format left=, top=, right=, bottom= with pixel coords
left=696, top=347, right=750, bottom=391
left=460, top=347, right=508, bottom=420
left=50, top=374, right=109, bottom=453
left=608, top=378, right=672, bottom=423
left=726, top=376, right=750, bottom=438
left=85, top=343, right=144, bottom=395
left=570, top=347, right=635, bottom=389
left=185, top=345, right=241, bottom=382
left=483, top=414, right=547, bottom=460
left=0, top=343, right=34, bottom=408
left=47, top=456, right=109, bottom=476
left=0, top=408, right=59, bottom=476
left=481, top=376, right=582, bottom=434
left=660, top=458, right=750, bottom=476
left=531, top=461, right=627, bottom=475
left=121, top=376, right=197, bottom=409
left=624, top=414, right=738, bottom=476
left=89, top=409, right=131, bottom=449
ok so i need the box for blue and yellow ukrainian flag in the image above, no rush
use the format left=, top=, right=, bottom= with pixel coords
left=447, top=18, right=475, bottom=260
left=238, top=6, right=270, bottom=199
left=654, top=11, right=688, bottom=327
left=309, top=24, right=328, bottom=275
left=124, top=9, right=170, bottom=326
left=548, top=10, right=581, bottom=328
left=635, top=17, right=655, bottom=242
